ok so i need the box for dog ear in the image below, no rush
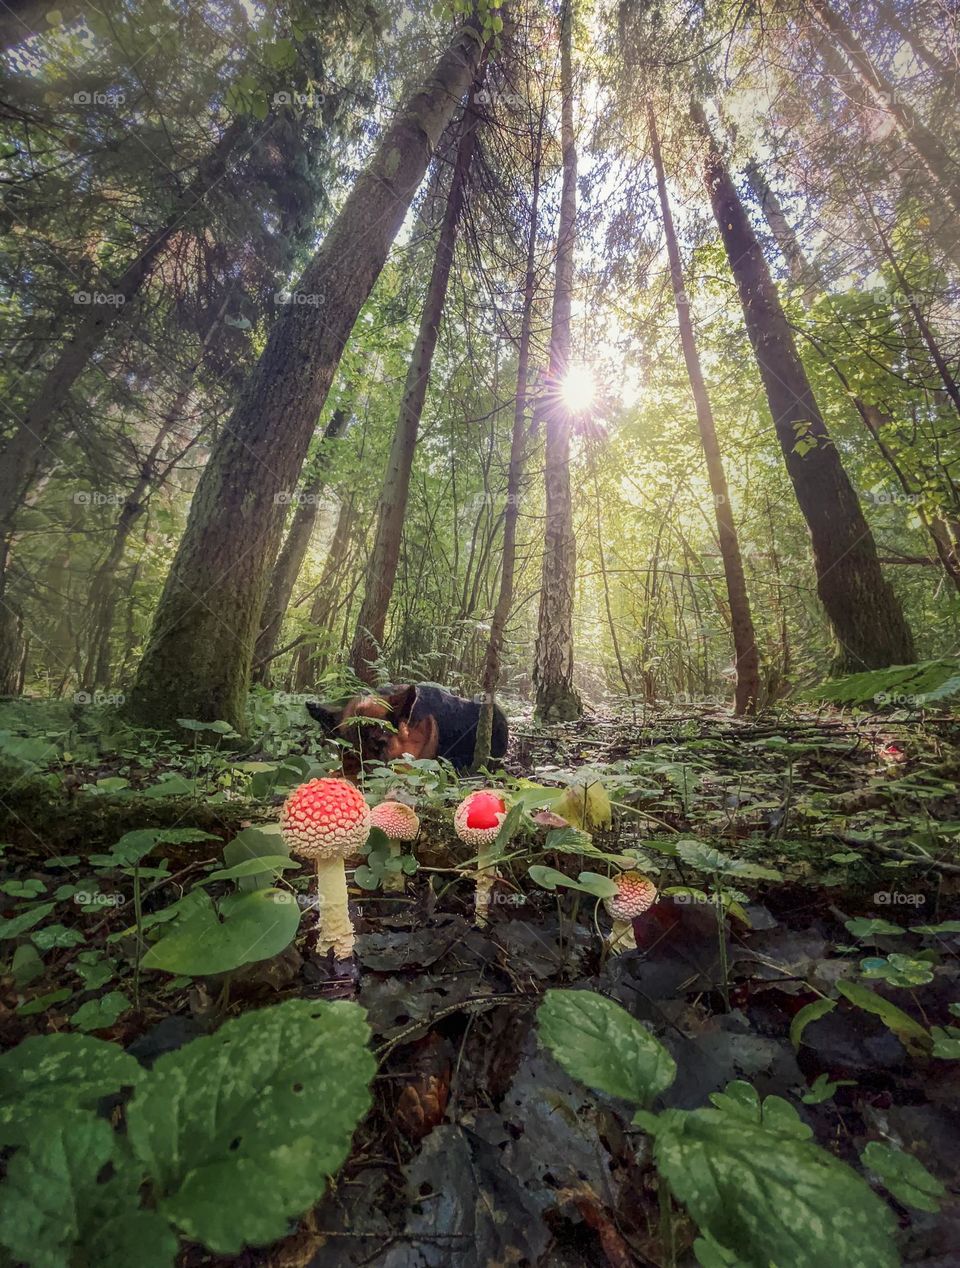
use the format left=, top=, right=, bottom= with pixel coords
left=306, top=701, right=342, bottom=732
left=387, top=684, right=417, bottom=723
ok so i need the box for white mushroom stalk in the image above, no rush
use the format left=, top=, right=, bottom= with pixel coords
left=603, top=871, right=658, bottom=953
left=280, top=778, right=371, bottom=959
left=369, top=800, right=420, bottom=892
left=455, top=790, right=508, bottom=927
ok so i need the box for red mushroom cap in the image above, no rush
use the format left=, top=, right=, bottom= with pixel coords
left=369, top=800, right=420, bottom=841
left=280, top=777, right=371, bottom=861
left=455, top=790, right=507, bottom=847
left=604, top=871, right=657, bottom=922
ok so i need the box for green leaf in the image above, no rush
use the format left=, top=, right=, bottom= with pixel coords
left=31, top=923, right=84, bottom=949
left=17, top=987, right=73, bottom=1016
left=0, top=1033, right=144, bottom=1145
left=222, top=824, right=288, bottom=892
left=127, top=999, right=374, bottom=1254
left=646, top=1107, right=898, bottom=1268
left=0, top=902, right=55, bottom=940
left=837, top=980, right=931, bottom=1051
left=911, top=920, right=960, bottom=935
left=0, top=1114, right=176, bottom=1268
left=142, top=888, right=300, bottom=976
left=353, top=864, right=381, bottom=890
left=1, top=879, right=46, bottom=898
left=71, top=991, right=130, bottom=1032
left=538, top=989, right=676, bottom=1105
left=801, top=1073, right=855, bottom=1104
left=861, top=1141, right=944, bottom=1212
left=930, top=1025, right=960, bottom=1058
left=790, top=997, right=836, bottom=1050
left=203, top=855, right=299, bottom=883
left=708, top=1080, right=811, bottom=1140
left=844, top=917, right=904, bottom=939
left=11, top=943, right=44, bottom=987
left=860, top=954, right=933, bottom=987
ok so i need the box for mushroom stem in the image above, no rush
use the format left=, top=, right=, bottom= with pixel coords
left=314, top=858, right=355, bottom=958
left=475, top=842, right=500, bottom=927
left=608, top=917, right=636, bottom=953
left=383, top=839, right=405, bottom=892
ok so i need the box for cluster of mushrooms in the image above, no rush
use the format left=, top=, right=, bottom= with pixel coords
left=280, top=777, right=657, bottom=960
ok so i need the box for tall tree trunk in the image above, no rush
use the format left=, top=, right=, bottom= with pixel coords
left=875, top=0, right=950, bottom=78
left=750, top=157, right=960, bottom=591
left=473, top=113, right=543, bottom=768
left=743, top=160, right=821, bottom=309
left=253, top=409, right=350, bottom=682
left=127, top=23, right=487, bottom=731
left=694, top=104, right=915, bottom=672
left=805, top=0, right=960, bottom=220
left=81, top=301, right=230, bottom=690
left=0, top=120, right=245, bottom=550
left=350, top=70, right=485, bottom=682
left=533, top=0, right=582, bottom=723
left=292, top=494, right=358, bottom=690
left=650, top=103, right=761, bottom=713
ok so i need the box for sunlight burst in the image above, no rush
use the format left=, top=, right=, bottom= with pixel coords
left=561, top=365, right=597, bottom=413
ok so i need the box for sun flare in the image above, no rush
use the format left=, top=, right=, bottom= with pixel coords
left=561, top=365, right=597, bottom=413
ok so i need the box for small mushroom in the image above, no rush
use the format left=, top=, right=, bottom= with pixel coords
left=454, top=790, right=507, bottom=926
left=369, top=800, right=420, bottom=892
left=603, top=871, right=657, bottom=952
left=280, top=777, right=371, bottom=959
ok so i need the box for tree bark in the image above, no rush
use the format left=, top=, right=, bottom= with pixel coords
left=252, top=408, right=350, bottom=682
left=0, top=120, right=245, bottom=550
left=473, top=112, right=543, bottom=768
left=743, top=160, right=821, bottom=310
left=650, top=103, right=761, bottom=713
left=350, top=71, right=485, bottom=682
left=292, top=495, right=359, bottom=689
left=694, top=104, right=915, bottom=672
left=533, top=0, right=582, bottom=723
left=127, top=22, right=487, bottom=730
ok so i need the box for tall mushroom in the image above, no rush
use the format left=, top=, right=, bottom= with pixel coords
left=455, top=790, right=507, bottom=926
left=280, top=777, right=371, bottom=958
left=604, top=871, right=657, bottom=952
left=369, top=800, right=420, bottom=892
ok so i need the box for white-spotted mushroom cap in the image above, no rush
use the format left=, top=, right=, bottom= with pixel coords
left=604, top=871, right=657, bottom=922
left=454, top=790, right=507, bottom=848
left=280, top=778, right=371, bottom=861
left=369, top=800, right=420, bottom=842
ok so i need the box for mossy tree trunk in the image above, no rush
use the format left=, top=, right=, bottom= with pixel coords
left=695, top=105, right=915, bottom=672
left=127, top=24, right=487, bottom=730
left=252, top=408, right=350, bottom=683
left=533, top=0, right=582, bottom=724
left=350, top=70, right=486, bottom=683
left=649, top=102, right=761, bottom=714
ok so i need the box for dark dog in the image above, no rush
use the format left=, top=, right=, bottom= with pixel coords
left=307, top=684, right=508, bottom=778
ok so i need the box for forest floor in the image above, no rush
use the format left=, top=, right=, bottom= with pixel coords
left=1, top=697, right=959, bottom=1265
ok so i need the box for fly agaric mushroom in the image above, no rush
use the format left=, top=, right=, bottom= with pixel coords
left=604, top=871, right=657, bottom=952
left=280, top=777, right=371, bottom=959
left=455, top=790, right=507, bottom=926
left=369, top=800, right=420, bottom=892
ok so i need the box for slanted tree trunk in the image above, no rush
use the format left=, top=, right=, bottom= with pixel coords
left=748, top=157, right=960, bottom=592
left=473, top=107, right=544, bottom=768
left=649, top=103, right=761, bottom=713
left=0, top=120, right=245, bottom=547
left=533, top=0, right=582, bottom=723
left=350, top=71, right=485, bottom=682
left=127, top=23, right=487, bottom=731
left=253, top=409, right=350, bottom=683
left=694, top=104, right=915, bottom=672
left=875, top=0, right=949, bottom=79
left=805, top=0, right=960, bottom=219
left=292, top=495, right=358, bottom=690
left=743, top=160, right=822, bottom=309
